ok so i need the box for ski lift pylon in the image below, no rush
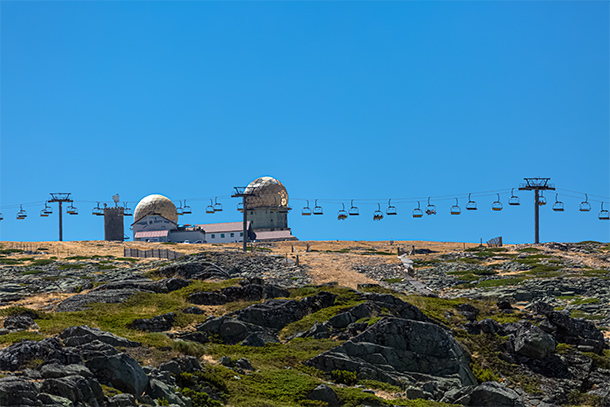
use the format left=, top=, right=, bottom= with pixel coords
left=338, top=203, right=348, bottom=220
left=509, top=189, right=520, bottom=206
left=373, top=203, right=384, bottom=221
left=412, top=201, right=423, bottom=218
left=313, top=200, right=323, bottom=215
left=349, top=200, right=359, bottom=216
left=386, top=199, right=397, bottom=216
left=599, top=202, right=609, bottom=220
left=492, top=193, right=503, bottom=211
left=580, top=194, right=591, bottom=212
left=425, top=197, right=436, bottom=215
left=301, top=200, right=311, bottom=216
left=552, top=194, right=564, bottom=212
left=466, top=193, right=477, bottom=211
left=450, top=198, right=461, bottom=215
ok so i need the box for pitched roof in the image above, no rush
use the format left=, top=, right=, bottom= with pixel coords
left=253, top=230, right=297, bottom=241
left=134, top=230, right=170, bottom=238
left=196, top=222, right=251, bottom=233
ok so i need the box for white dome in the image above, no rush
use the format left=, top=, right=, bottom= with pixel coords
left=133, top=194, right=178, bottom=223
left=244, top=176, right=289, bottom=208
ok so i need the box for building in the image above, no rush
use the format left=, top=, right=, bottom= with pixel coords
left=243, top=176, right=297, bottom=241
left=131, top=194, right=204, bottom=243
left=196, top=221, right=253, bottom=243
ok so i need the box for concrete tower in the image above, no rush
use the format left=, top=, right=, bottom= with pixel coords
left=104, top=206, right=124, bottom=241
left=244, top=176, right=290, bottom=231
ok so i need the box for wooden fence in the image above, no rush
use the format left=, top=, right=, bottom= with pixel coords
left=486, top=236, right=503, bottom=247
left=124, top=247, right=185, bottom=260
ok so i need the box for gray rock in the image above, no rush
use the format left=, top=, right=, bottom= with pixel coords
left=85, top=353, right=148, bottom=396
left=511, top=323, right=556, bottom=360
left=107, top=393, right=137, bottom=407
left=188, top=291, right=228, bottom=305
left=182, top=306, right=205, bottom=315
left=37, top=392, right=73, bottom=407
left=307, top=384, right=339, bottom=406
left=239, top=331, right=280, bottom=347
left=128, top=312, right=176, bottom=332
left=307, top=317, right=477, bottom=387
left=40, top=375, right=104, bottom=407
left=60, top=326, right=140, bottom=348
left=235, top=358, right=253, bottom=371
left=328, top=312, right=356, bottom=329
left=468, top=381, right=525, bottom=407
left=0, top=337, right=80, bottom=371
left=40, top=363, right=93, bottom=379
left=0, top=376, right=41, bottom=406
left=145, top=378, right=185, bottom=407
left=56, top=289, right=151, bottom=312
left=4, top=315, right=37, bottom=331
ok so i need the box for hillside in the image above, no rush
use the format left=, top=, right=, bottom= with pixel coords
left=0, top=240, right=608, bottom=407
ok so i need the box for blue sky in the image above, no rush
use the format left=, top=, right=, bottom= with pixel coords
left=1, top=1, right=608, bottom=244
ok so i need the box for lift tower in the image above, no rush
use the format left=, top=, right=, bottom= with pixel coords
left=48, top=193, right=73, bottom=241
left=232, top=187, right=255, bottom=253
left=519, top=178, right=555, bottom=244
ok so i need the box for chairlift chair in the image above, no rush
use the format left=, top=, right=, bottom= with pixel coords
left=348, top=200, right=359, bottom=216
left=17, top=205, right=27, bottom=220
left=206, top=200, right=215, bottom=214
left=214, top=197, right=223, bottom=212
left=538, top=192, right=547, bottom=206
left=182, top=200, right=192, bottom=215
left=425, top=197, right=436, bottom=215
left=373, top=203, right=384, bottom=221
left=92, top=202, right=103, bottom=216
left=67, top=203, right=78, bottom=215
left=337, top=203, right=348, bottom=220
left=301, top=200, right=311, bottom=216
left=176, top=201, right=184, bottom=216
left=0, top=213, right=3, bottom=221
left=43, top=202, right=52, bottom=216
left=123, top=202, right=133, bottom=216
left=450, top=198, right=461, bottom=215
left=412, top=201, right=423, bottom=218
left=41, top=202, right=52, bottom=217
left=552, top=194, right=564, bottom=212
left=466, top=193, right=477, bottom=211
left=492, top=194, right=503, bottom=211
left=579, top=194, right=591, bottom=212
left=386, top=199, right=397, bottom=216
left=509, top=189, right=520, bottom=206
left=237, top=202, right=244, bottom=213
left=313, top=200, right=323, bottom=215
left=599, top=202, right=609, bottom=220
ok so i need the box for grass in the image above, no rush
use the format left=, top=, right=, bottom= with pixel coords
left=517, top=247, right=541, bottom=253
left=570, top=310, right=604, bottom=320
left=116, top=257, right=139, bottom=262
left=582, top=269, right=609, bottom=277
left=571, top=297, right=601, bottom=305
left=65, top=256, right=92, bottom=260
left=0, top=258, right=23, bottom=265
left=477, top=277, right=528, bottom=288
left=0, top=331, right=44, bottom=344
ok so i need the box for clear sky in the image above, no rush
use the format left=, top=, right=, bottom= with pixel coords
left=1, top=1, right=608, bottom=244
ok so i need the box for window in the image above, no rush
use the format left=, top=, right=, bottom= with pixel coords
left=221, top=234, right=225, bottom=238
left=211, top=234, right=215, bottom=239
left=240, top=232, right=243, bottom=237
left=230, top=233, right=234, bottom=237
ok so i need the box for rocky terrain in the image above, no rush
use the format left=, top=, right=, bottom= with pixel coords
left=0, top=240, right=608, bottom=406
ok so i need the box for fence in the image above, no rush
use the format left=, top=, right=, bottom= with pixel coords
left=486, top=236, right=503, bottom=247
left=124, top=247, right=185, bottom=260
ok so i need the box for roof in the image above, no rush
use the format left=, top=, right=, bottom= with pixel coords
left=253, top=230, right=297, bottom=241
left=131, top=214, right=177, bottom=227
left=196, top=222, right=251, bottom=233
left=134, top=230, right=170, bottom=238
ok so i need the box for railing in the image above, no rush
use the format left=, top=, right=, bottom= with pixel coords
left=124, top=247, right=185, bottom=260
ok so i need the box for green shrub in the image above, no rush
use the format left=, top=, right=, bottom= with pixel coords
left=179, top=388, right=222, bottom=407
left=172, top=340, right=207, bottom=357
left=65, top=256, right=91, bottom=260
left=472, top=365, right=500, bottom=383
left=331, top=370, right=358, bottom=385
left=517, top=247, right=541, bottom=253
left=30, top=259, right=55, bottom=266
left=477, top=277, right=527, bottom=288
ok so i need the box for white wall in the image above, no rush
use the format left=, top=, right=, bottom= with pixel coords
left=206, top=230, right=244, bottom=243
left=132, top=215, right=177, bottom=241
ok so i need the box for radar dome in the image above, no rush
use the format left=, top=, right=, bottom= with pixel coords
left=244, top=176, right=289, bottom=208
left=134, top=194, right=178, bottom=223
